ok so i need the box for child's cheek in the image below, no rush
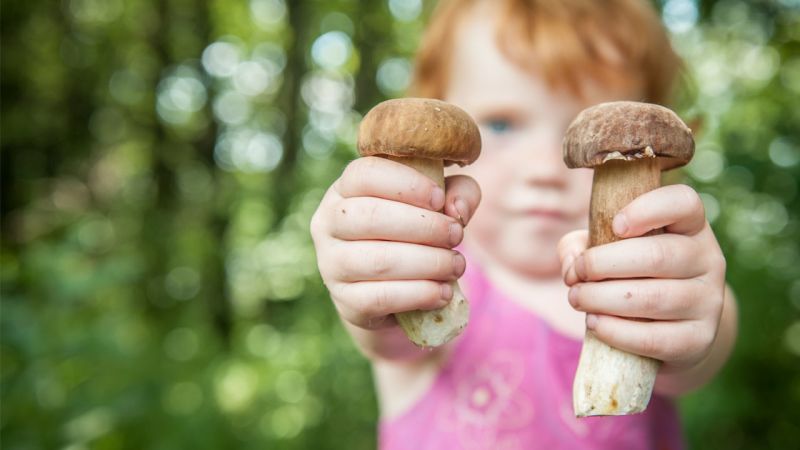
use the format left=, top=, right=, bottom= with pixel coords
left=571, top=169, right=594, bottom=215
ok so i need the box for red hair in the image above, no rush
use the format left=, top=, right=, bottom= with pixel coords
left=410, top=0, right=682, bottom=105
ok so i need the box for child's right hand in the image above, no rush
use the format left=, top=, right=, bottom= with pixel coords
left=310, top=156, right=481, bottom=331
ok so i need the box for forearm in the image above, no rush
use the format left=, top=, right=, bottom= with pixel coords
left=343, top=320, right=441, bottom=362
left=654, top=284, right=738, bottom=397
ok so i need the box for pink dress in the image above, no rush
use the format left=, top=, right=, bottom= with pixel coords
left=378, top=257, right=685, bottom=450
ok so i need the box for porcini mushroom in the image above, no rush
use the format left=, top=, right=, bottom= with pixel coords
left=563, top=101, right=695, bottom=417
left=358, top=98, right=482, bottom=347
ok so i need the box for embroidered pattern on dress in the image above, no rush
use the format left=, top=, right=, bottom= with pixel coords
left=435, top=350, right=534, bottom=450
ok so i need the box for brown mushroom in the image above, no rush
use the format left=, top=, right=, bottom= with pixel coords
left=358, top=98, right=482, bottom=347
left=563, top=101, right=695, bottom=417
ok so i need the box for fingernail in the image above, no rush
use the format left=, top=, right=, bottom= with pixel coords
left=454, top=198, right=470, bottom=226
left=575, top=255, right=587, bottom=281
left=612, top=213, right=628, bottom=236
left=440, top=283, right=453, bottom=301
left=586, top=314, right=598, bottom=330
left=431, top=187, right=445, bottom=211
left=568, top=286, right=579, bottom=307
left=452, top=252, right=466, bottom=277
left=449, top=222, right=463, bottom=247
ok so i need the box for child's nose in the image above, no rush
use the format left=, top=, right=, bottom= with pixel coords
left=520, top=136, right=569, bottom=187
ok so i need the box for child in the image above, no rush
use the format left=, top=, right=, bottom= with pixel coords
left=310, top=0, right=737, bottom=448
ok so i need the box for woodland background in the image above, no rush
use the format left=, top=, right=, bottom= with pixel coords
left=2, top=0, right=799, bottom=448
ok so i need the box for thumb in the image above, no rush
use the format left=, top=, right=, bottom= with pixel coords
left=558, top=229, right=588, bottom=285
left=444, top=175, right=481, bottom=226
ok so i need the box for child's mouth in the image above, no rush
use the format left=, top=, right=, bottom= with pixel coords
left=524, top=208, right=566, bottom=219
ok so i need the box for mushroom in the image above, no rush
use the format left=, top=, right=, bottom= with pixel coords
left=563, top=101, right=695, bottom=417
left=358, top=98, right=482, bottom=347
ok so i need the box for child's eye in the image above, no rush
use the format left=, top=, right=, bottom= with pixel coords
left=484, top=118, right=513, bottom=134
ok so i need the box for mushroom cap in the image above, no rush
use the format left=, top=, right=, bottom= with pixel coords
left=358, top=98, right=481, bottom=166
left=563, top=101, right=694, bottom=170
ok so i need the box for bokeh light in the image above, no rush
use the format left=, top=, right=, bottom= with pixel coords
left=769, top=137, right=800, bottom=168
left=233, top=61, right=273, bottom=96
left=165, top=267, right=201, bottom=301
left=250, top=0, right=287, bottom=30
left=213, top=90, right=251, bottom=125
left=163, top=328, right=200, bottom=361
left=388, top=0, right=423, bottom=22
left=663, top=0, right=699, bottom=33
left=214, top=128, right=284, bottom=173
left=156, top=66, right=208, bottom=126
left=202, top=40, right=243, bottom=78
left=687, top=145, right=726, bottom=182
left=311, top=31, right=353, bottom=70
left=376, top=57, right=412, bottom=96
left=214, top=361, right=259, bottom=413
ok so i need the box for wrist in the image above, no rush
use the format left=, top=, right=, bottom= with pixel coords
left=343, top=320, right=437, bottom=362
left=653, top=349, right=714, bottom=397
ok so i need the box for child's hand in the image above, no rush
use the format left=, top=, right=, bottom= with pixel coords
left=558, top=184, right=727, bottom=374
left=310, top=156, right=481, bottom=331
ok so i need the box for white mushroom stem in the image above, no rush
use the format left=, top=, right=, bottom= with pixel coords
left=384, top=155, right=469, bottom=348
left=574, top=156, right=662, bottom=417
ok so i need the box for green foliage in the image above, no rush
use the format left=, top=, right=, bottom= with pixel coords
left=1, top=0, right=798, bottom=448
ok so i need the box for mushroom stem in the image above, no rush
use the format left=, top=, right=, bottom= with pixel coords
left=574, top=157, right=662, bottom=417
left=384, top=155, right=469, bottom=348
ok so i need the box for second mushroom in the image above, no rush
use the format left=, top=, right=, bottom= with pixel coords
left=563, top=101, right=695, bottom=417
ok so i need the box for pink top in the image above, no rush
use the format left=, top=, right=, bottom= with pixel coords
left=378, top=256, right=685, bottom=450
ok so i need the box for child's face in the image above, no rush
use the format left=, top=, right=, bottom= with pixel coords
left=444, top=10, right=643, bottom=278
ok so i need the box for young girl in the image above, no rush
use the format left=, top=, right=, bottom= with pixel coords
left=311, top=0, right=737, bottom=448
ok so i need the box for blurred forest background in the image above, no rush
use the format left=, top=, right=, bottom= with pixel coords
left=1, top=0, right=799, bottom=448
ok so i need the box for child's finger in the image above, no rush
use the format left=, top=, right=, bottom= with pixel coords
left=568, top=279, right=703, bottom=320
left=586, top=314, right=714, bottom=366
left=613, top=184, right=707, bottom=238
left=332, top=280, right=452, bottom=329
left=336, top=157, right=446, bottom=211
left=443, top=175, right=481, bottom=226
left=575, top=233, right=703, bottom=281
left=335, top=300, right=398, bottom=330
left=331, top=197, right=462, bottom=249
left=332, top=241, right=465, bottom=282
left=558, top=230, right=588, bottom=284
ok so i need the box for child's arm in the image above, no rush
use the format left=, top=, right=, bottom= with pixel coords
left=310, top=156, right=481, bottom=362
left=558, top=184, right=737, bottom=397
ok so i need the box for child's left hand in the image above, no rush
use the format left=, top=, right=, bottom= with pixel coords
left=558, top=184, right=727, bottom=375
